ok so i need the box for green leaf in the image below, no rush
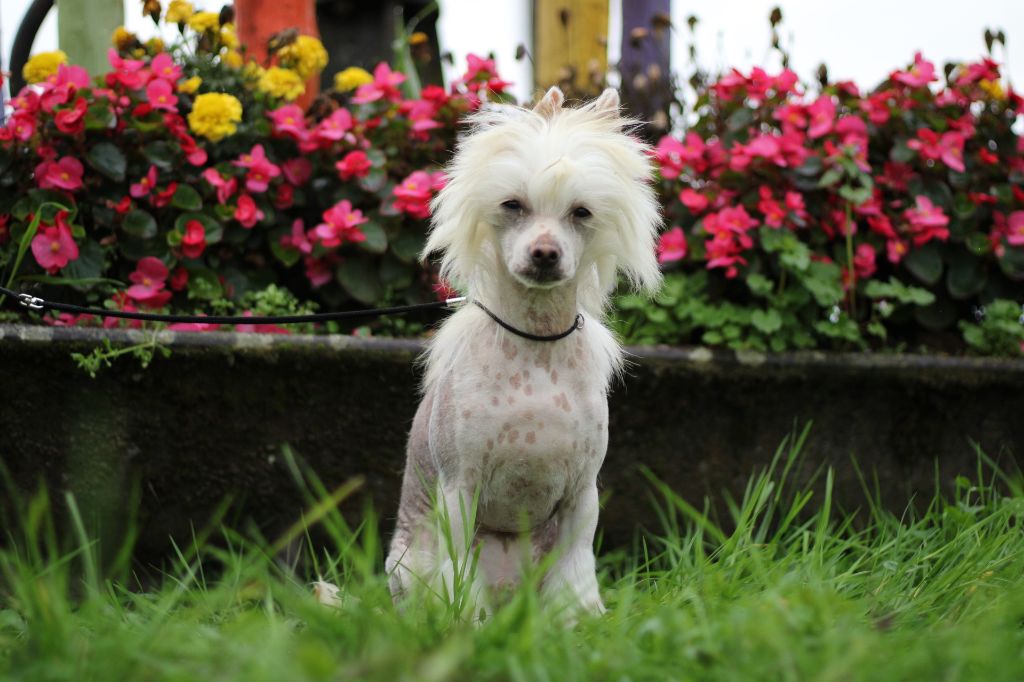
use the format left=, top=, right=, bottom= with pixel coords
left=143, top=141, right=178, bottom=171
left=890, top=139, right=914, bottom=164
left=914, top=297, right=957, bottom=331
left=336, top=258, right=383, bottom=305
left=122, top=210, right=158, bottom=239
left=356, top=221, right=388, bottom=255
left=946, top=252, right=986, bottom=300
left=746, top=273, right=774, bottom=297
left=390, top=230, right=426, bottom=263
left=172, top=185, right=203, bottom=211
left=188, top=268, right=224, bottom=300
left=903, top=242, right=943, bottom=286
left=379, top=253, right=414, bottom=289
left=818, top=168, right=844, bottom=188
left=86, top=142, right=126, bottom=181
left=270, top=239, right=301, bottom=267
left=357, top=168, right=387, bottom=194
left=997, top=243, right=1024, bottom=279
left=725, top=106, right=754, bottom=132
left=84, top=104, right=115, bottom=130
left=62, top=239, right=105, bottom=284
left=750, top=309, right=782, bottom=334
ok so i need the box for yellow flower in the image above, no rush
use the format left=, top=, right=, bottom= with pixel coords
left=980, top=78, right=1006, bottom=100
left=258, top=66, right=305, bottom=101
left=112, top=26, right=136, bottom=50
left=409, top=32, right=428, bottom=46
left=179, top=76, right=202, bottom=94
left=147, top=37, right=165, bottom=53
left=334, top=66, right=373, bottom=92
left=188, top=92, right=242, bottom=142
left=187, top=11, right=219, bottom=33
left=277, top=35, right=328, bottom=80
left=222, top=50, right=244, bottom=68
left=219, top=23, right=239, bottom=50
left=23, top=50, right=67, bottom=84
left=164, top=0, right=193, bottom=23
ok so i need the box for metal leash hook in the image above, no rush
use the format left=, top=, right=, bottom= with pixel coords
left=17, top=293, right=44, bottom=310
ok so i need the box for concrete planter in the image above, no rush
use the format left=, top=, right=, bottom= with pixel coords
left=2, top=323, right=1022, bottom=559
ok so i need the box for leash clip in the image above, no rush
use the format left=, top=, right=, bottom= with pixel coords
left=17, top=293, right=44, bottom=310
left=444, top=296, right=467, bottom=309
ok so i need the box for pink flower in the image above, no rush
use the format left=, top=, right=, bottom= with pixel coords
left=267, top=104, right=308, bottom=140
left=107, top=48, right=148, bottom=90
left=785, top=191, right=809, bottom=224
left=654, top=133, right=706, bottom=179
left=907, top=129, right=966, bottom=173
left=313, top=200, right=368, bottom=247
left=304, top=256, right=334, bottom=288
left=30, top=211, right=78, bottom=273
left=54, top=97, right=88, bottom=134
left=202, top=168, right=238, bottom=204
left=904, top=196, right=949, bottom=246
left=282, top=158, right=313, bottom=186
left=35, top=156, right=84, bottom=191
left=150, top=53, right=182, bottom=82
left=280, top=218, right=314, bottom=255
left=758, top=186, right=786, bottom=228
left=657, top=226, right=687, bottom=263
left=1006, top=211, right=1024, bottom=247
left=853, top=243, right=877, bottom=279
left=234, top=193, right=264, bottom=228
left=146, top=77, right=178, bottom=111
left=891, top=52, right=937, bottom=88
left=807, top=95, right=836, bottom=139
left=234, top=311, right=290, bottom=335
left=773, top=103, right=807, bottom=131
left=703, top=207, right=757, bottom=278
left=352, top=62, right=406, bottom=104
left=336, top=150, right=373, bottom=181
left=403, top=99, right=443, bottom=139
left=679, top=188, right=708, bottom=214
left=181, top=219, right=207, bottom=259
left=169, top=266, right=189, bottom=291
left=130, top=165, right=159, bottom=198
left=126, top=256, right=172, bottom=308
left=886, top=238, right=909, bottom=264
left=392, top=170, right=437, bottom=219
left=7, top=112, right=36, bottom=141
left=314, top=108, right=354, bottom=143
left=233, top=144, right=281, bottom=193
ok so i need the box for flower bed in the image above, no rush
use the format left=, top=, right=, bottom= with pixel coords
left=0, top=5, right=1022, bottom=355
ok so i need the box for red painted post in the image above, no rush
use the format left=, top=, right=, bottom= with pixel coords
left=234, top=0, right=321, bottom=103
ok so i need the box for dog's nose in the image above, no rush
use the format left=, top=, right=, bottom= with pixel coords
left=530, top=239, right=561, bottom=268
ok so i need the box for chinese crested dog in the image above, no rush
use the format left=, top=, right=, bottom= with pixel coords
left=385, top=86, right=662, bottom=616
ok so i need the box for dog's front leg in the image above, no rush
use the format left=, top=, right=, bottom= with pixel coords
left=540, top=482, right=605, bottom=616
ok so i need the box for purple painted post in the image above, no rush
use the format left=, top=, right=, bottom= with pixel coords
left=618, top=0, right=672, bottom=138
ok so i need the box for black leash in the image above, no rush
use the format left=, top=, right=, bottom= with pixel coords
left=473, top=300, right=583, bottom=342
left=0, top=284, right=465, bottom=326
left=0, top=285, right=585, bottom=342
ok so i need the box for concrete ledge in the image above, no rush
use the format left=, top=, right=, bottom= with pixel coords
left=2, top=324, right=1022, bottom=558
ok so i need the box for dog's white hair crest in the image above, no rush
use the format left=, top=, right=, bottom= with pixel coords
left=424, top=86, right=663, bottom=315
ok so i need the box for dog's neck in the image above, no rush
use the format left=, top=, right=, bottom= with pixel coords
left=477, top=269, right=580, bottom=337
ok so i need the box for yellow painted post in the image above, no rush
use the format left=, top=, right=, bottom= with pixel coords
left=533, top=0, right=609, bottom=97
left=58, top=0, right=124, bottom=77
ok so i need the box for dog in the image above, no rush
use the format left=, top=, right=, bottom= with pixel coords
left=384, top=86, right=662, bottom=616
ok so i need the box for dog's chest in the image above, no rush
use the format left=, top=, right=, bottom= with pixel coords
left=444, top=334, right=608, bottom=531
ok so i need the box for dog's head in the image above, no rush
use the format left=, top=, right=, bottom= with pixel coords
left=424, top=87, right=662, bottom=313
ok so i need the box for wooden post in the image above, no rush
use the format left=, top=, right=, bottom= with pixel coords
left=58, top=0, right=123, bottom=78
left=534, top=0, right=609, bottom=96
left=235, top=0, right=321, bottom=102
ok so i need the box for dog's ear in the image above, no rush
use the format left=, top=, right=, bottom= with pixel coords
left=593, top=88, right=620, bottom=115
left=532, top=86, right=564, bottom=119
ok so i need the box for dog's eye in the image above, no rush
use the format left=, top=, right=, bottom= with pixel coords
left=572, top=206, right=592, bottom=219
left=501, top=199, right=522, bottom=211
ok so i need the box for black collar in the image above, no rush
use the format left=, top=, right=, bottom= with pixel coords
left=473, top=301, right=583, bottom=342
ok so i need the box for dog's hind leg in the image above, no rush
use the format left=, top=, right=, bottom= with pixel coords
left=540, top=482, right=605, bottom=616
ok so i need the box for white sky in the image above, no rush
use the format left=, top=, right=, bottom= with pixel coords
left=2, top=1, right=1022, bottom=102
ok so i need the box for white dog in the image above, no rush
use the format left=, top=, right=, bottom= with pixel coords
left=384, top=86, right=662, bottom=615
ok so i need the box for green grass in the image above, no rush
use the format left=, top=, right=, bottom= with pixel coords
left=3, top=430, right=1024, bottom=681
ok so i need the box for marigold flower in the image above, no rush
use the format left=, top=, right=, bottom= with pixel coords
left=179, top=76, right=202, bottom=94
left=187, top=11, right=219, bottom=33
left=23, top=50, right=67, bottom=84
left=258, top=67, right=305, bottom=101
left=219, top=23, right=239, bottom=49
left=222, top=50, right=244, bottom=69
left=278, top=35, right=328, bottom=80
left=334, top=66, right=373, bottom=92
left=112, top=26, right=136, bottom=50
left=164, top=0, right=193, bottom=23
left=147, top=37, right=165, bottom=53
left=188, top=92, right=242, bottom=142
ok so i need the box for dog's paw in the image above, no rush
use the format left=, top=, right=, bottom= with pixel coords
left=312, top=580, right=343, bottom=607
